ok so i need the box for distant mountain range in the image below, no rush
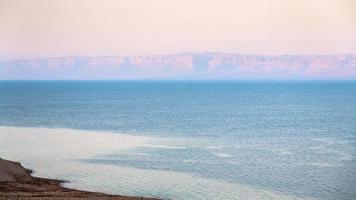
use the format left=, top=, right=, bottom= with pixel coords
left=1, top=53, right=355, bottom=79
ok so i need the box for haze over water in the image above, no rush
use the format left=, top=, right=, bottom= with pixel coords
left=1, top=0, right=356, bottom=199
left=0, top=81, right=355, bottom=200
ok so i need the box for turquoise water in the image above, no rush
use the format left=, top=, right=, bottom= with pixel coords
left=0, top=81, right=355, bottom=200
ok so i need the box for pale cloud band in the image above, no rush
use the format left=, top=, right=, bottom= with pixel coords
left=0, top=0, right=355, bottom=58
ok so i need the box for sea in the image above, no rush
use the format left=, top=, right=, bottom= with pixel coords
left=0, top=80, right=355, bottom=200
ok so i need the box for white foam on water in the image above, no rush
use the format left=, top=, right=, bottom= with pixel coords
left=212, top=152, right=233, bottom=158
left=279, top=151, right=292, bottom=156
left=314, top=138, right=337, bottom=145
left=0, top=126, right=314, bottom=200
left=206, top=145, right=225, bottom=150
left=337, top=152, right=353, bottom=161
left=140, top=144, right=187, bottom=149
left=307, top=162, right=341, bottom=168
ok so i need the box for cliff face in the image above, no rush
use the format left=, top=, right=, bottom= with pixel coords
left=1, top=53, right=355, bottom=79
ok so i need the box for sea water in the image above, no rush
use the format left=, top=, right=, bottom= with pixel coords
left=0, top=81, right=355, bottom=200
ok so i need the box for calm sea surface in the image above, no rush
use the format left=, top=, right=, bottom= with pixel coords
left=0, top=81, right=355, bottom=200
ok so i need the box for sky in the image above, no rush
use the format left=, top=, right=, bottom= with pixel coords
left=0, top=0, right=355, bottom=58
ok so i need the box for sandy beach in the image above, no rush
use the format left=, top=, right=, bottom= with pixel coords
left=0, top=158, right=160, bottom=200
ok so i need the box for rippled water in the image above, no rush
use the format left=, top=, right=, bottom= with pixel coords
left=0, top=81, right=355, bottom=200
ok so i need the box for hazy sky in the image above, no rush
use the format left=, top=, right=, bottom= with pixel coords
left=0, top=0, right=355, bottom=58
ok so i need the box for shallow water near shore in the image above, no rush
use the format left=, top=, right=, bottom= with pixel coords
left=0, top=81, right=356, bottom=200
left=0, top=126, right=318, bottom=200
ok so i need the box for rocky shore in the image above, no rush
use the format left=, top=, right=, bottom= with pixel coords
left=0, top=158, right=161, bottom=200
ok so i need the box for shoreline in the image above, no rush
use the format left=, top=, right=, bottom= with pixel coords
left=0, top=158, right=161, bottom=200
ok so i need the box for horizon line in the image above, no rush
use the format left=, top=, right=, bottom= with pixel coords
left=1, top=52, right=356, bottom=60
left=1, top=79, right=356, bottom=81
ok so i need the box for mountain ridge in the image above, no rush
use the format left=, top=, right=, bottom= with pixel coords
left=1, top=53, right=355, bottom=79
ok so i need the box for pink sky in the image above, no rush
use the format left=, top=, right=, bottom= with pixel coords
left=0, top=0, right=355, bottom=58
